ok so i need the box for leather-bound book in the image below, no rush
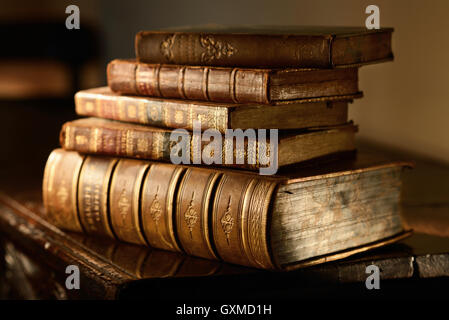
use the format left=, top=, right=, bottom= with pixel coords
left=107, top=59, right=361, bottom=104
left=59, top=117, right=357, bottom=171
left=75, top=87, right=354, bottom=132
left=42, top=149, right=412, bottom=270
left=135, top=26, right=393, bottom=68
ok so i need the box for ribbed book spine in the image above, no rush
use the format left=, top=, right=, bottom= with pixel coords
left=43, top=149, right=279, bottom=269
left=107, top=59, right=270, bottom=104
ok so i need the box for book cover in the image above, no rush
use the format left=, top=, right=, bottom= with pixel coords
left=76, top=87, right=354, bottom=132
left=136, top=26, right=393, bottom=68
left=59, top=117, right=358, bottom=171
left=107, top=59, right=360, bottom=104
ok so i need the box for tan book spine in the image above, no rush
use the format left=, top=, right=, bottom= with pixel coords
left=75, top=88, right=229, bottom=133
left=108, top=59, right=269, bottom=104
left=60, top=118, right=357, bottom=171
left=109, top=159, right=150, bottom=245
left=141, top=163, right=185, bottom=252
left=212, top=173, right=278, bottom=269
left=77, top=156, right=118, bottom=238
left=42, top=149, right=85, bottom=232
left=75, top=88, right=354, bottom=133
left=107, top=60, right=360, bottom=104
left=176, top=168, right=222, bottom=260
left=60, top=118, right=172, bottom=161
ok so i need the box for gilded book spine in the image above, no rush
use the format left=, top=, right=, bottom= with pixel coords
left=107, top=60, right=270, bottom=104
left=42, top=149, right=280, bottom=269
left=109, top=159, right=150, bottom=245
left=176, top=168, right=221, bottom=260
left=135, top=31, right=331, bottom=68
left=59, top=118, right=272, bottom=170
left=77, top=156, right=118, bottom=237
left=75, top=89, right=229, bottom=132
left=42, top=149, right=85, bottom=232
left=212, top=173, right=278, bottom=269
left=60, top=120, right=172, bottom=161
left=141, top=163, right=185, bottom=252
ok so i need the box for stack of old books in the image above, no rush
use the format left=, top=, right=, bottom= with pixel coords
left=42, top=27, right=411, bottom=270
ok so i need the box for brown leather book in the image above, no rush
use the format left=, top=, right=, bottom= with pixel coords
left=135, top=26, right=393, bottom=68
left=76, top=87, right=353, bottom=132
left=107, top=59, right=361, bottom=104
left=59, top=117, right=357, bottom=171
left=42, top=149, right=412, bottom=270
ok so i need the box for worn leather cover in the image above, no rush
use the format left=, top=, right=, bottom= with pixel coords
left=41, top=149, right=411, bottom=270
left=135, top=26, right=393, bottom=68
left=75, top=87, right=354, bottom=132
left=107, top=59, right=360, bottom=104
left=59, top=117, right=357, bottom=170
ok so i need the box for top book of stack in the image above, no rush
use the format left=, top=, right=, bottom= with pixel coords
left=135, top=26, right=393, bottom=68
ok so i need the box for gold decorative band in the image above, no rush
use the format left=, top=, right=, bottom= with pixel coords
left=177, top=66, right=187, bottom=99
left=202, top=67, right=210, bottom=101
left=229, top=68, right=238, bottom=104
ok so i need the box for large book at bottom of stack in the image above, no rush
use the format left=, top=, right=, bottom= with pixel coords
left=42, top=149, right=412, bottom=270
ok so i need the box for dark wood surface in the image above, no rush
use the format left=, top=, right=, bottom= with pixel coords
left=0, top=140, right=449, bottom=299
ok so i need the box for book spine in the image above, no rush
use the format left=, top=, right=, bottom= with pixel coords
left=135, top=31, right=332, bottom=68
left=60, top=121, right=172, bottom=162
left=59, top=119, right=267, bottom=170
left=75, top=90, right=230, bottom=133
left=141, top=163, right=185, bottom=252
left=42, top=149, right=85, bottom=232
left=77, top=156, right=118, bottom=238
left=107, top=60, right=270, bottom=104
left=176, top=168, right=222, bottom=260
left=109, top=159, right=150, bottom=245
left=212, top=173, right=278, bottom=269
left=43, top=149, right=279, bottom=269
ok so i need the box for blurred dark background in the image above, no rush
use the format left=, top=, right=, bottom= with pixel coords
left=1, top=0, right=449, bottom=183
